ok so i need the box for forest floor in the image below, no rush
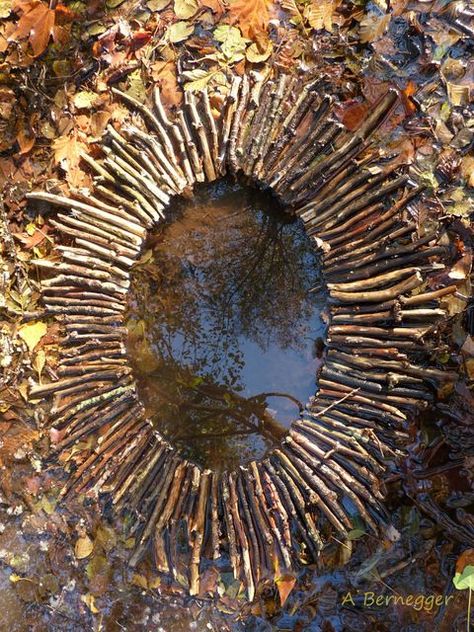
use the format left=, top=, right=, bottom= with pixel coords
left=0, top=0, right=473, bottom=630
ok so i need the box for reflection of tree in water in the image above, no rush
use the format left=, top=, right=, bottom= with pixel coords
left=126, top=179, right=325, bottom=470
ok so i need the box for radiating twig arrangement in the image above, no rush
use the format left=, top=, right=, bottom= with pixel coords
left=27, top=70, right=457, bottom=599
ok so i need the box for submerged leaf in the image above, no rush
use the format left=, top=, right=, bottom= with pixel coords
left=275, top=574, right=296, bottom=606
left=75, top=535, right=94, bottom=559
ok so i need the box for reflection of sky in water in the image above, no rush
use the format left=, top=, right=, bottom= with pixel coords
left=127, top=178, right=326, bottom=466
left=236, top=337, right=317, bottom=425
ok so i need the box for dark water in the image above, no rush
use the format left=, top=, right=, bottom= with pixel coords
left=125, top=178, right=326, bottom=469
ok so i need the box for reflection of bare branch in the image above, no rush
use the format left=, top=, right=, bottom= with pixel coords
left=249, top=391, right=304, bottom=412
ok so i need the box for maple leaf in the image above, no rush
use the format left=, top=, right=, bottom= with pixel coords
left=9, top=0, right=71, bottom=57
left=228, top=0, right=273, bottom=39
left=52, top=132, right=90, bottom=188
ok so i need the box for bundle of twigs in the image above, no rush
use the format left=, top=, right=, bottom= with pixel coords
left=27, top=69, right=457, bottom=600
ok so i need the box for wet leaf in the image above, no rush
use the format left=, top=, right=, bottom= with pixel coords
left=275, top=573, right=296, bottom=606
left=75, top=535, right=94, bottom=559
left=347, top=528, right=366, bottom=540
left=81, top=592, right=99, bottom=613
left=359, top=12, right=390, bottom=44
left=168, top=20, right=194, bottom=43
left=18, top=321, right=47, bottom=352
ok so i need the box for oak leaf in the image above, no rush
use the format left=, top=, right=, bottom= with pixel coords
left=228, top=0, right=273, bottom=39
left=10, top=0, right=68, bottom=57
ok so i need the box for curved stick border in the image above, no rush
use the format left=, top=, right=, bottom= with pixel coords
left=27, top=71, right=456, bottom=599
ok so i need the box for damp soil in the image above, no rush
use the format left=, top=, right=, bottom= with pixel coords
left=125, top=178, right=326, bottom=470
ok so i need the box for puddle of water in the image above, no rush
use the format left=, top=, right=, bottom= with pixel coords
left=126, top=178, right=326, bottom=469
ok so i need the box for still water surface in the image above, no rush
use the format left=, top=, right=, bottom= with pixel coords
left=126, top=178, right=326, bottom=469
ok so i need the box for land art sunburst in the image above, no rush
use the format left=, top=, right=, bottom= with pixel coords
left=27, top=69, right=456, bottom=599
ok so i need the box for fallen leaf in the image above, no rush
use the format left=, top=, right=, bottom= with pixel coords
left=183, top=67, right=217, bottom=91
left=246, top=37, right=273, bottom=63
left=150, top=60, right=182, bottom=107
left=81, top=593, right=99, bottom=614
left=461, top=155, right=474, bottom=188
left=0, top=0, right=11, bottom=18
left=167, top=20, right=194, bottom=43
left=280, top=0, right=305, bottom=28
left=147, top=0, right=171, bottom=9
left=214, top=24, right=247, bottom=61
left=9, top=0, right=66, bottom=57
left=75, top=535, right=94, bottom=559
left=228, top=0, right=272, bottom=39
left=18, top=321, right=47, bottom=352
left=359, top=12, right=390, bottom=44
left=33, top=348, right=45, bottom=379
left=73, top=90, right=100, bottom=110
left=52, top=132, right=85, bottom=172
left=304, top=0, right=334, bottom=32
left=174, top=0, right=199, bottom=19
left=275, top=573, right=296, bottom=606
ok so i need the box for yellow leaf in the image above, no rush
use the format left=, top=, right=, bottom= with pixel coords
left=174, top=0, right=199, bottom=19
left=131, top=573, right=148, bottom=589
left=246, top=38, right=273, bottom=62
left=75, top=535, right=94, bottom=559
left=304, top=0, right=334, bottom=31
left=168, top=20, right=194, bottom=43
left=461, top=155, right=474, bottom=188
left=33, top=348, right=46, bottom=380
left=18, top=321, right=47, bottom=352
left=81, top=593, right=99, bottom=614
left=9, top=573, right=22, bottom=583
left=73, top=90, right=100, bottom=110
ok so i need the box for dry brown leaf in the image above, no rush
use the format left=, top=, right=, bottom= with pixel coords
left=228, top=0, right=273, bottom=38
left=9, top=0, right=72, bottom=57
left=150, top=60, right=182, bottom=107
